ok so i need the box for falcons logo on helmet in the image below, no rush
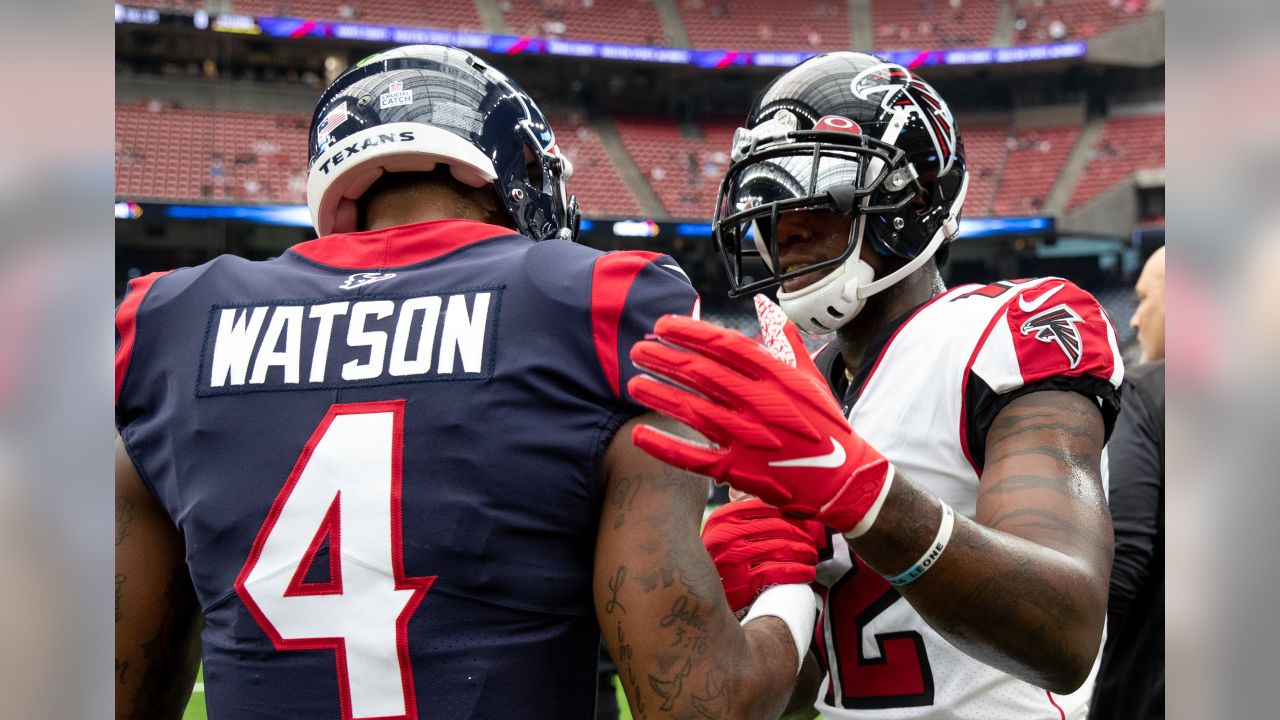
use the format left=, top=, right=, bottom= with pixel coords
left=849, top=62, right=958, bottom=175
left=1020, top=304, right=1085, bottom=368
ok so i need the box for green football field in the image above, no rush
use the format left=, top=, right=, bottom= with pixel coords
left=183, top=669, right=635, bottom=720
left=181, top=667, right=206, bottom=720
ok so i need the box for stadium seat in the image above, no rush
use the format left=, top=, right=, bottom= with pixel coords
left=612, top=116, right=738, bottom=219
left=542, top=107, right=644, bottom=217
left=679, top=0, right=850, bottom=51
left=1068, top=113, right=1164, bottom=209
left=869, top=0, right=998, bottom=50
left=500, top=0, right=668, bottom=46
left=959, top=124, right=1010, bottom=217
left=1013, top=0, right=1150, bottom=44
left=990, top=125, right=1079, bottom=217
left=116, top=100, right=310, bottom=204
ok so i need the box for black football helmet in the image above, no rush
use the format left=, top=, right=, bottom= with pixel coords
left=713, top=52, right=968, bottom=332
left=306, top=45, right=580, bottom=241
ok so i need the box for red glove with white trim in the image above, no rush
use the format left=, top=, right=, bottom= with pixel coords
left=703, top=499, right=821, bottom=615
left=628, top=299, right=894, bottom=535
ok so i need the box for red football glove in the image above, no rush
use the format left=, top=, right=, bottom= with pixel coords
left=628, top=309, right=894, bottom=535
left=702, top=499, right=820, bottom=615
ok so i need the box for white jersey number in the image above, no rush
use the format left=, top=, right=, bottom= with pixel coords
left=235, top=401, right=434, bottom=720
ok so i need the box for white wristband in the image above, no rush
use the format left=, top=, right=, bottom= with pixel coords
left=885, top=500, right=955, bottom=587
left=741, top=583, right=819, bottom=674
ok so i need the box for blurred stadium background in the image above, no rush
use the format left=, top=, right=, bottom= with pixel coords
left=114, top=0, right=1164, bottom=356
left=113, top=2, right=1163, bottom=715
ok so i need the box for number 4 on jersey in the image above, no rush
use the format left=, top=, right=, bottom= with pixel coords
left=235, top=401, right=434, bottom=720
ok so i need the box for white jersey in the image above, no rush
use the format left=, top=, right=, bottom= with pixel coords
left=808, top=278, right=1123, bottom=720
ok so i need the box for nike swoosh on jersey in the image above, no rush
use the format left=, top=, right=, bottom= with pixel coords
left=1017, top=283, right=1065, bottom=312
left=768, top=437, right=847, bottom=468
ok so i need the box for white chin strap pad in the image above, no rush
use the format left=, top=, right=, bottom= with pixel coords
left=307, top=122, right=499, bottom=237
left=777, top=212, right=871, bottom=334
left=777, top=251, right=875, bottom=334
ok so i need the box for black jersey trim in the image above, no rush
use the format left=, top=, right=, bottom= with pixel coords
left=963, top=373, right=1122, bottom=471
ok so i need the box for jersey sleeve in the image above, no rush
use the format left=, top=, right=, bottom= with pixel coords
left=587, top=251, right=700, bottom=412
left=963, top=279, right=1124, bottom=470
left=115, top=270, right=171, bottom=418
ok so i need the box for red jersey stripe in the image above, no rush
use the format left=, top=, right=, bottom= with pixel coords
left=115, top=271, right=171, bottom=405
left=590, top=251, right=662, bottom=398
left=290, top=219, right=517, bottom=269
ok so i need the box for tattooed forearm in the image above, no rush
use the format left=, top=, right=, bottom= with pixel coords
left=116, top=573, right=126, bottom=623
left=662, top=595, right=710, bottom=655
left=597, top=415, right=798, bottom=720
left=690, top=671, right=731, bottom=719
left=116, top=496, right=136, bottom=546
left=606, top=566, right=628, bottom=615
left=608, top=474, right=642, bottom=528
left=614, top=621, right=648, bottom=719
left=650, top=658, right=692, bottom=711
left=127, top=564, right=201, bottom=720
left=660, top=596, right=708, bottom=633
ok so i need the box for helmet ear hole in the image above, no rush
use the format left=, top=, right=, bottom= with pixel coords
left=912, top=185, right=932, bottom=213
left=525, top=152, right=545, bottom=189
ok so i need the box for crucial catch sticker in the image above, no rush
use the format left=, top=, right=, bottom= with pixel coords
left=380, top=80, right=413, bottom=109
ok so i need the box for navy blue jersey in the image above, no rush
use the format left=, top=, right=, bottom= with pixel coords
left=115, top=219, right=698, bottom=720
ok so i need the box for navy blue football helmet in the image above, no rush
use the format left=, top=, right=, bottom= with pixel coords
left=306, top=45, right=580, bottom=241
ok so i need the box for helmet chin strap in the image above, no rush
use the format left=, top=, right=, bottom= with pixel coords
left=860, top=171, right=968, bottom=299
left=776, top=212, right=874, bottom=334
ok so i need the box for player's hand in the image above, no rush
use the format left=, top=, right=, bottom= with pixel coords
left=703, top=499, right=820, bottom=615
left=627, top=308, right=894, bottom=535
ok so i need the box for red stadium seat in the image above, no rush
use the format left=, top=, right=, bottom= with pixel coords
left=115, top=99, right=645, bottom=216
left=612, top=116, right=738, bottom=219
left=542, top=107, right=644, bottom=217
left=115, top=100, right=310, bottom=204
left=1013, top=0, right=1150, bottom=44
left=500, top=0, right=668, bottom=46
left=870, top=0, right=998, bottom=50
left=679, top=0, right=850, bottom=51
left=959, top=124, right=1010, bottom=217
left=1068, top=113, right=1164, bottom=209
left=990, top=125, right=1079, bottom=216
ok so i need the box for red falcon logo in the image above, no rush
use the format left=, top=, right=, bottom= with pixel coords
left=1020, top=303, right=1084, bottom=368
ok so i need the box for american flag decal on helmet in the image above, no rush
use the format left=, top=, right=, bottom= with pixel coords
left=1019, top=304, right=1085, bottom=369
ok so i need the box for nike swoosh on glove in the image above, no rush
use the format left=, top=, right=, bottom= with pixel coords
left=628, top=310, right=894, bottom=535
left=703, top=499, right=820, bottom=615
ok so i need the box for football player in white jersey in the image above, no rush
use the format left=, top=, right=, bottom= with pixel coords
left=626, top=52, right=1123, bottom=720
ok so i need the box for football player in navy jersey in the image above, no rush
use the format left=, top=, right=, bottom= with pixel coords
left=628, top=52, right=1124, bottom=719
left=116, top=46, right=816, bottom=720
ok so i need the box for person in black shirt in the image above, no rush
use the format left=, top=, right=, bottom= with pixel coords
left=1092, top=247, right=1165, bottom=718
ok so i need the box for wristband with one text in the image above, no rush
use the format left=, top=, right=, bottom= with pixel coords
left=886, top=501, right=955, bottom=587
